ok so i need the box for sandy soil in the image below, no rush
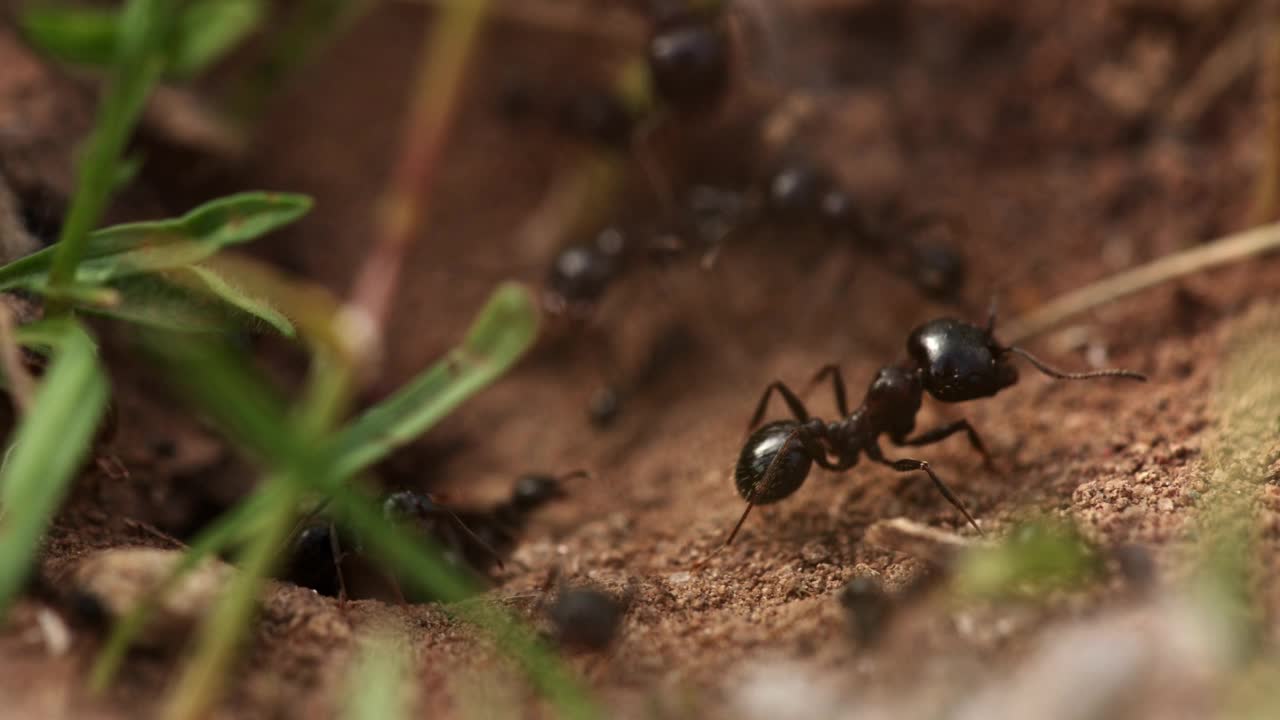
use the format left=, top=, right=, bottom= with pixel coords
left=2, top=1, right=1280, bottom=718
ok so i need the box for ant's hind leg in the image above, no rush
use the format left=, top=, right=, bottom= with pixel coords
left=867, top=445, right=983, bottom=535
left=746, top=381, right=812, bottom=434
left=896, top=419, right=997, bottom=472
left=804, top=364, right=850, bottom=417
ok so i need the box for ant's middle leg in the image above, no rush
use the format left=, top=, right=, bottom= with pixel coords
left=895, top=419, right=996, bottom=471
left=746, top=381, right=811, bottom=434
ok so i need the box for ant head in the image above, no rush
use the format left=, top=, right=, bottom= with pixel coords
left=907, top=317, right=1019, bottom=402
left=382, top=490, right=440, bottom=525
left=909, top=315, right=1148, bottom=402
left=511, top=473, right=569, bottom=511
left=864, top=366, right=923, bottom=437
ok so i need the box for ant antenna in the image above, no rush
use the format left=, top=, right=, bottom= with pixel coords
left=1006, top=345, right=1147, bottom=382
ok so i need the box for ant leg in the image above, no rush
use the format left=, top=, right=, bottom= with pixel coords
left=746, top=381, right=811, bottom=434
left=631, top=112, right=675, bottom=213
left=866, top=446, right=983, bottom=535
left=804, top=364, right=850, bottom=417
left=327, top=521, right=350, bottom=605
left=895, top=419, right=997, bottom=471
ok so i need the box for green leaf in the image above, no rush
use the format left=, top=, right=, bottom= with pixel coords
left=171, top=0, right=265, bottom=78
left=83, top=274, right=262, bottom=334
left=20, top=0, right=265, bottom=79
left=0, top=320, right=108, bottom=614
left=13, top=318, right=97, bottom=352
left=332, top=282, right=539, bottom=477
left=19, top=5, right=119, bottom=67
left=175, top=265, right=295, bottom=336
left=0, top=192, right=313, bottom=291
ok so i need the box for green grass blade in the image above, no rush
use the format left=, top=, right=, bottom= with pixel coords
left=20, top=0, right=264, bottom=80
left=0, top=192, right=313, bottom=290
left=332, top=282, right=539, bottom=477
left=162, top=475, right=301, bottom=720
left=0, top=320, right=108, bottom=614
left=46, top=0, right=177, bottom=308
left=171, top=0, right=265, bottom=78
left=341, top=635, right=413, bottom=720
left=326, top=484, right=599, bottom=720
left=19, top=5, right=119, bottom=67
left=90, top=483, right=281, bottom=690
left=140, top=331, right=309, bottom=466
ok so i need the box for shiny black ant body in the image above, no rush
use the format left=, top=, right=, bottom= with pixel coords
left=282, top=472, right=581, bottom=601
left=724, top=312, right=1146, bottom=545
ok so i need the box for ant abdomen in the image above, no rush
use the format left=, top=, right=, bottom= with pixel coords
left=734, top=420, right=812, bottom=504
left=284, top=525, right=342, bottom=597
left=647, top=14, right=730, bottom=112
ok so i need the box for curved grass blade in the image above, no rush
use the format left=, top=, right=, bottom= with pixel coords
left=171, top=0, right=266, bottom=78
left=0, top=320, right=108, bottom=614
left=0, top=192, right=313, bottom=290
left=75, top=274, right=286, bottom=335
left=19, top=5, right=119, bottom=67
left=20, top=0, right=265, bottom=80
left=332, top=282, right=539, bottom=477
left=176, top=265, right=294, bottom=336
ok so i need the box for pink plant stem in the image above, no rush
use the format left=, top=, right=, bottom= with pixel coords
left=347, top=0, right=493, bottom=372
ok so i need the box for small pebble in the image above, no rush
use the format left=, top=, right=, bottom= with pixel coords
left=549, top=586, right=624, bottom=652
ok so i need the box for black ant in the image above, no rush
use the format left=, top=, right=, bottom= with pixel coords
left=281, top=471, right=583, bottom=601
left=723, top=311, right=1146, bottom=546
left=757, top=159, right=969, bottom=302
left=500, top=1, right=732, bottom=152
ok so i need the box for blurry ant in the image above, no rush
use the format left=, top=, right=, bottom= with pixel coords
left=756, top=159, right=969, bottom=301
left=282, top=471, right=584, bottom=601
left=722, top=310, right=1146, bottom=546
left=502, top=0, right=732, bottom=153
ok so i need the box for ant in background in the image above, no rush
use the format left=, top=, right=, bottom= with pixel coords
left=282, top=471, right=586, bottom=601
left=501, top=0, right=732, bottom=152
left=539, top=163, right=969, bottom=427
left=756, top=159, right=968, bottom=302
left=722, top=310, right=1146, bottom=546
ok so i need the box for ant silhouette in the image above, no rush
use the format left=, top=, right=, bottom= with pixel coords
left=283, top=471, right=585, bottom=601
left=723, top=310, right=1146, bottom=546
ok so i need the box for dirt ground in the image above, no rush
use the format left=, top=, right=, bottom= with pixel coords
left=3, top=0, right=1280, bottom=718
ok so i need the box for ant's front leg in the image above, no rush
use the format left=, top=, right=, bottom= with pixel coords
left=746, top=381, right=811, bottom=434
left=894, top=419, right=997, bottom=472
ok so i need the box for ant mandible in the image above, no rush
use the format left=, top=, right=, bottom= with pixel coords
left=724, top=310, right=1146, bottom=545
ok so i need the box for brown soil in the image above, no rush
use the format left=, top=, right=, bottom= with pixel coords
left=2, top=1, right=1280, bottom=718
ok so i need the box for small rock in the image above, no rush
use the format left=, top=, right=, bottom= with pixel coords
left=71, top=548, right=237, bottom=648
